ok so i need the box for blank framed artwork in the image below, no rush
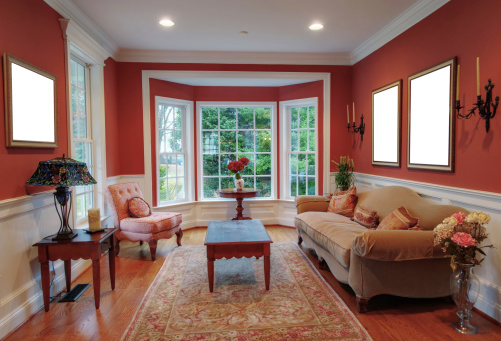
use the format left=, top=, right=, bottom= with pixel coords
left=372, top=80, right=401, bottom=167
left=407, top=58, right=455, bottom=172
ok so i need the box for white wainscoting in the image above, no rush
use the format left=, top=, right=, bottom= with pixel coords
left=345, top=172, right=501, bottom=323
left=0, top=192, right=92, bottom=339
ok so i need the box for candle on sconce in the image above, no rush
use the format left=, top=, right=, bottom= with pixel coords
left=456, top=64, right=460, bottom=101
left=346, top=105, right=349, bottom=124
left=353, top=102, right=355, bottom=123
left=477, top=57, right=480, bottom=96
left=88, top=208, right=101, bottom=231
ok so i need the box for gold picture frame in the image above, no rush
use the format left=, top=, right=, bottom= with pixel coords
left=372, top=80, right=401, bottom=167
left=3, top=54, right=58, bottom=148
left=407, top=58, right=455, bottom=171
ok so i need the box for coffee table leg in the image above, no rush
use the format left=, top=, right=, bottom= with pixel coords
left=264, top=244, right=270, bottom=290
left=207, top=246, right=215, bottom=292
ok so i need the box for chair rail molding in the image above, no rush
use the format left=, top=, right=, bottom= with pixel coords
left=350, top=172, right=501, bottom=323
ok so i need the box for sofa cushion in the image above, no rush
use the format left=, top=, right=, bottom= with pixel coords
left=353, top=205, right=379, bottom=229
left=327, top=187, right=357, bottom=218
left=295, top=211, right=366, bottom=268
left=377, top=206, right=420, bottom=230
left=120, top=212, right=182, bottom=234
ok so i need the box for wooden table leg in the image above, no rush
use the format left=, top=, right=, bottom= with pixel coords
left=92, top=259, right=101, bottom=309
left=40, top=260, right=50, bottom=312
left=109, top=236, right=116, bottom=290
left=232, top=197, right=252, bottom=220
left=207, top=246, right=215, bottom=292
left=264, top=244, right=270, bottom=290
left=64, top=260, right=72, bottom=292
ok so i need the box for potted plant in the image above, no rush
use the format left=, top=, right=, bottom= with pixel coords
left=332, top=156, right=355, bottom=191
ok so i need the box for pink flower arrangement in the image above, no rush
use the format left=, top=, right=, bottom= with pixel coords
left=451, top=232, right=476, bottom=247
left=434, top=211, right=492, bottom=268
left=227, top=157, right=249, bottom=180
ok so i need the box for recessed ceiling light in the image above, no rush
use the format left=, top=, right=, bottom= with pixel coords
left=309, top=23, right=324, bottom=31
left=159, top=19, right=175, bottom=27
left=239, top=31, right=248, bottom=36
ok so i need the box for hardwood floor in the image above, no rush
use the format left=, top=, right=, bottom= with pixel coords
left=6, top=226, right=500, bottom=341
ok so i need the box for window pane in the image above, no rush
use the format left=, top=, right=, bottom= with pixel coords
left=256, top=154, right=271, bottom=175
left=307, top=154, right=315, bottom=176
left=255, top=108, right=271, bottom=129
left=298, top=154, right=306, bottom=175
left=255, top=130, right=271, bottom=153
left=290, top=176, right=298, bottom=197
left=242, top=176, right=255, bottom=189
left=159, top=154, right=167, bottom=178
left=299, top=130, right=307, bottom=152
left=202, top=131, right=219, bottom=153
left=220, top=131, right=236, bottom=152
left=237, top=108, right=254, bottom=129
left=238, top=131, right=254, bottom=152
left=308, top=106, right=315, bottom=128
left=160, top=131, right=173, bottom=153
left=203, top=154, right=219, bottom=176
left=239, top=154, right=254, bottom=175
left=77, top=63, right=85, bottom=88
left=308, top=130, right=315, bottom=152
left=159, top=179, right=167, bottom=202
left=256, top=176, right=271, bottom=197
left=70, top=59, right=77, bottom=86
left=220, top=153, right=236, bottom=175
left=177, top=155, right=185, bottom=177
left=174, top=130, right=183, bottom=153
left=299, top=107, right=307, bottom=128
left=307, top=177, right=315, bottom=195
left=298, top=176, right=307, bottom=195
left=290, top=154, right=297, bottom=175
left=220, top=107, right=236, bottom=129
left=174, top=107, right=183, bottom=130
left=290, top=131, right=298, bottom=151
left=176, top=178, right=185, bottom=199
left=291, top=108, right=298, bottom=129
left=203, top=178, right=219, bottom=198
left=202, top=107, right=218, bottom=129
left=221, top=176, right=234, bottom=190
left=167, top=155, right=176, bottom=177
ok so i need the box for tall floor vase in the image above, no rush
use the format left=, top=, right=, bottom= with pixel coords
left=450, top=263, right=480, bottom=334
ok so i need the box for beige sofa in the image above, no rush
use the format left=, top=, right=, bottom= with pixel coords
left=294, top=186, right=467, bottom=313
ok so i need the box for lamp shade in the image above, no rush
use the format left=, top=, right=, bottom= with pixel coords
left=26, top=154, right=96, bottom=187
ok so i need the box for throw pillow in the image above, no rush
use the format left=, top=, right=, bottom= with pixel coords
left=327, top=186, right=357, bottom=218
left=377, top=206, right=420, bottom=230
left=325, top=190, right=348, bottom=199
left=353, top=205, right=379, bottom=229
left=128, top=197, right=152, bottom=218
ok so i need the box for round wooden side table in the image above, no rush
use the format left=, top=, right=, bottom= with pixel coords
left=219, top=188, right=261, bottom=220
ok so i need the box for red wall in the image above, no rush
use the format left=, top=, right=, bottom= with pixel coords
left=104, top=57, right=121, bottom=177
left=350, top=0, right=501, bottom=194
left=0, top=0, right=67, bottom=200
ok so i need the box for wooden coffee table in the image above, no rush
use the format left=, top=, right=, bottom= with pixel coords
left=204, top=219, right=272, bottom=292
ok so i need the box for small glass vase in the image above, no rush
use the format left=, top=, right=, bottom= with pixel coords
left=234, top=174, right=244, bottom=191
left=450, top=263, right=480, bottom=334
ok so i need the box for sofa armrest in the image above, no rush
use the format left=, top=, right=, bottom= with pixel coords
left=295, top=195, right=330, bottom=214
left=352, top=230, right=445, bottom=261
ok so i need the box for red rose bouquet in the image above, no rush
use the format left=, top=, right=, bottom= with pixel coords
left=227, top=157, right=249, bottom=180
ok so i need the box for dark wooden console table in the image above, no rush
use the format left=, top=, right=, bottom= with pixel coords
left=33, top=228, right=117, bottom=311
left=218, top=188, right=260, bottom=220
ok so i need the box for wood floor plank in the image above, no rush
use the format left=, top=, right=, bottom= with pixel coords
left=5, top=226, right=500, bottom=341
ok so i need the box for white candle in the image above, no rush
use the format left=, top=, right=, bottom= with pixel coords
left=353, top=102, right=355, bottom=123
left=88, top=208, right=101, bottom=231
left=346, top=105, right=349, bottom=124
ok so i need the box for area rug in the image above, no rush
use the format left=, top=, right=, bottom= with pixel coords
left=121, top=242, right=372, bottom=341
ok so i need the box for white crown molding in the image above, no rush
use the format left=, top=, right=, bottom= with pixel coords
left=116, top=49, right=352, bottom=65
left=350, top=0, right=450, bottom=64
left=44, top=0, right=118, bottom=60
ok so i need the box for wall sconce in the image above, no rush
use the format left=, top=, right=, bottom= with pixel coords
left=347, top=103, right=366, bottom=140
left=456, top=59, right=499, bottom=132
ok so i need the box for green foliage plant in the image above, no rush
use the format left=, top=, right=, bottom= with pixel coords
left=332, top=156, right=355, bottom=191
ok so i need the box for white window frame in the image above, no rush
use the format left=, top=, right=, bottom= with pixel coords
left=69, top=55, right=95, bottom=223
left=196, top=101, right=277, bottom=201
left=280, top=98, right=319, bottom=200
left=155, top=96, right=194, bottom=205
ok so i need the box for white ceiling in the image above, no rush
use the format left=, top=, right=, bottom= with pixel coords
left=72, top=0, right=418, bottom=54
left=50, top=0, right=449, bottom=86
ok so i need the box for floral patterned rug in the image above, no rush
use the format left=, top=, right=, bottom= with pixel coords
left=121, top=242, right=372, bottom=341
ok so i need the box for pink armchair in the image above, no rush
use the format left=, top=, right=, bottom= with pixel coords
left=106, top=182, right=183, bottom=261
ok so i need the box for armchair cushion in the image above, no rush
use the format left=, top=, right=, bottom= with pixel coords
left=129, top=197, right=151, bottom=218
left=121, top=212, right=182, bottom=234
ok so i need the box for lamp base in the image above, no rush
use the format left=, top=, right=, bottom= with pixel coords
left=52, top=231, right=78, bottom=241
